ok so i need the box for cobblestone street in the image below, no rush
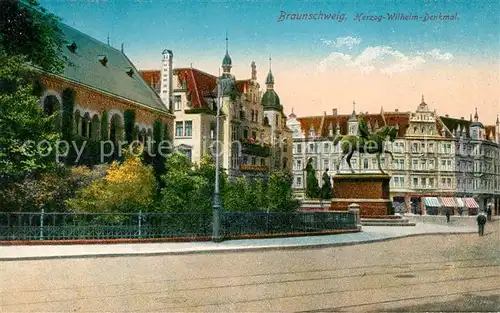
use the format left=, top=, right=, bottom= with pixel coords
left=1, top=222, right=499, bottom=312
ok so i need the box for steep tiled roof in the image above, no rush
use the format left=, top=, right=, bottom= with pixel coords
left=140, top=70, right=161, bottom=89
left=440, top=116, right=471, bottom=138
left=384, top=113, right=409, bottom=137
left=173, top=68, right=217, bottom=109
left=298, top=112, right=409, bottom=138
left=485, top=125, right=496, bottom=141
left=55, top=23, right=167, bottom=112
left=235, top=79, right=250, bottom=94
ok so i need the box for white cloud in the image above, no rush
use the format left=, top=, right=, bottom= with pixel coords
left=321, top=36, right=361, bottom=49
left=426, top=49, right=454, bottom=61
left=318, top=52, right=353, bottom=71
left=318, top=45, right=454, bottom=74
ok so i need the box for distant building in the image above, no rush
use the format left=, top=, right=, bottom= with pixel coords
left=139, top=42, right=292, bottom=180
left=38, top=23, right=174, bottom=150
left=287, top=96, right=500, bottom=214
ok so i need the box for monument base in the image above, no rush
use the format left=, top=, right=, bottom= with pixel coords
left=330, top=199, right=391, bottom=216
left=330, top=173, right=392, bottom=216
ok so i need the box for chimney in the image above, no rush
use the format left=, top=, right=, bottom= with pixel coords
left=332, top=108, right=337, bottom=116
left=445, top=114, right=449, bottom=117
left=461, top=117, right=464, bottom=120
left=160, top=49, right=174, bottom=111
left=395, top=109, right=399, bottom=112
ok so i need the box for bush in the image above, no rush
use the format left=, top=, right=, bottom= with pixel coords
left=67, top=154, right=156, bottom=213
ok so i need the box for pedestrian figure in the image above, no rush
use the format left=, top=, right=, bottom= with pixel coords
left=487, top=204, right=492, bottom=222
left=445, top=210, right=450, bottom=223
left=476, top=213, right=486, bottom=236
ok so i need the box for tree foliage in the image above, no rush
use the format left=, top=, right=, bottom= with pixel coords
left=0, top=0, right=67, bottom=73
left=0, top=164, right=109, bottom=212
left=0, top=52, right=60, bottom=181
left=123, top=109, right=136, bottom=143
left=67, top=154, right=156, bottom=213
left=159, top=152, right=207, bottom=213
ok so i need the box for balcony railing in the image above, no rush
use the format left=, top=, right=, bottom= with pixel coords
left=240, top=138, right=270, bottom=157
left=239, top=164, right=269, bottom=173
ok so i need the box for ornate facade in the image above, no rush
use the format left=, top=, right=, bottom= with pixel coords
left=140, top=44, right=292, bottom=180
left=287, top=97, right=500, bottom=214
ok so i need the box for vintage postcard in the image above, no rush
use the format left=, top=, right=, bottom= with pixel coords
left=0, top=0, right=499, bottom=312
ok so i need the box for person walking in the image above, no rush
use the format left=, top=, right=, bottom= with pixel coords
left=476, top=213, right=486, bottom=236
left=445, top=210, right=451, bottom=223
left=486, top=204, right=492, bottom=222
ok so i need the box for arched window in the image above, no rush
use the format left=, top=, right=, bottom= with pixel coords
left=74, top=110, right=81, bottom=136
left=109, top=114, right=124, bottom=143
left=82, top=112, right=91, bottom=138
left=91, top=115, right=100, bottom=140
left=43, top=95, right=61, bottom=130
left=43, top=95, right=60, bottom=116
left=282, top=157, right=288, bottom=169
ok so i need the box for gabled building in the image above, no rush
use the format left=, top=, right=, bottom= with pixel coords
left=139, top=44, right=292, bottom=180
left=38, top=23, right=174, bottom=153
left=287, top=97, right=500, bottom=215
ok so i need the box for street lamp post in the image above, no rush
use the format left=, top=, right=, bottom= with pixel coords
left=212, top=80, right=223, bottom=242
left=212, top=76, right=231, bottom=242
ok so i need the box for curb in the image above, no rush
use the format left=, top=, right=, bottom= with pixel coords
left=0, top=230, right=476, bottom=262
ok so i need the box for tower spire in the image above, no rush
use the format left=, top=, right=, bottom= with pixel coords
left=353, top=100, right=356, bottom=113
left=421, top=94, right=424, bottom=103
left=265, top=53, right=274, bottom=87
left=225, top=31, right=228, bottom=54
left=221, top=32, right=232, bottom=74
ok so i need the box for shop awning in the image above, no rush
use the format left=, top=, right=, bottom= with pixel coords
left=464, top=198, right=479, bottom=209
left=440, top=197, right=456, bottom=207
left=424, top=197, right=440, bottom=207
left=455, top=198, right=465, bottom=207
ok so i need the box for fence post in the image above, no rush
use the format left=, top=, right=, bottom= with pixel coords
left=39, top=208, right=45, bottom=240
left=138, top=211, right=142, bottom=238
left=348, top=203, right=361, bottom=229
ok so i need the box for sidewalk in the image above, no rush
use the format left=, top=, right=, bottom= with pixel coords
left=0, top=223, right=477, bottom=261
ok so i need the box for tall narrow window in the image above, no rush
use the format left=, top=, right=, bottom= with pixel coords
left=175, top=121, right=183, bottom=137
left=184, top=121, right=192, bottom=137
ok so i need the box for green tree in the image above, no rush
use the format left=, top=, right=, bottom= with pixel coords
left=223, top=176, right=253, bottom=212
left=0, top=0, right=66, bottom=73
left=267, top=171, right=298, bottom=212
left=159, top=152, right=205, bottom=213
left=0, top=52, right=60, bottom=180
left=123, top=109, right=136, bottom=143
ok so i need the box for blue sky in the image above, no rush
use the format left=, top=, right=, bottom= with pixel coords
left=38, top=0, right=499, bottom=122
left=40, top=0, right=499, bottom=67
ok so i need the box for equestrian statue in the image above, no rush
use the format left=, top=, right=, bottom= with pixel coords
left=333, top=114, right=397, bottom=174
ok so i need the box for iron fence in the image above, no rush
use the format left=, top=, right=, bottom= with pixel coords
left=0, top=211, right=356, bottom=241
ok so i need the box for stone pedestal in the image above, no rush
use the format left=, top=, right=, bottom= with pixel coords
left=330, top=173, right=392, bottom=216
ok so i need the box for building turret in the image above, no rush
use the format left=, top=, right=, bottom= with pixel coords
left=470, top=108, right=485, bottom=140
left=261, top=55, right=282, bottom=111
left=160, top=49, right=173, bottom=111
left=348, top=101, right=357, bottom=135
left=251, top=61, right=257, bottom=81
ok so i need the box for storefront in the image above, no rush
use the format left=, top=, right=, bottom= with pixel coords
left=464, top=198, right=480, bottom=215
left=440, top=197, right=457, bottom=215
left=424, top=197, right=440, bottom=215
